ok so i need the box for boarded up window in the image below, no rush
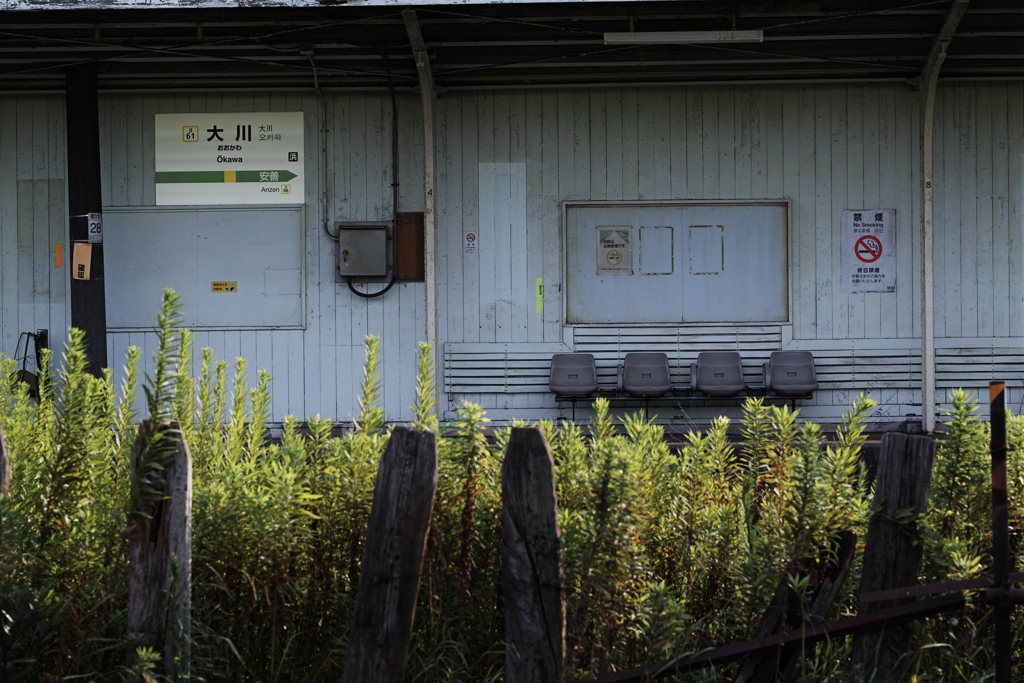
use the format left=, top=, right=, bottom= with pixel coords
left=566, top=203, right=789, bottom=324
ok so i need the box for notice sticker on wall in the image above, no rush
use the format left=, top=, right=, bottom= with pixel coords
left=465, top=231, right=477, bottom=254
left=72, top=243, right=92, bottom=281
left=597, top=226, right=632, bottom=276
left=211, top=281, right=237, bottom=292
left=841, top=209, right=895, bottom=293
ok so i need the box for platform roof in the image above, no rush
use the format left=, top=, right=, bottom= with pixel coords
left=0, top=0, right=1021, bottom=90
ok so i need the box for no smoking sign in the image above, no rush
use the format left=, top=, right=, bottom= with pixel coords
left=465, top=231, right=477, bottom=254
left=855, top=235, right=882, bottom=263
left=841, top=209, right=895, bottom=293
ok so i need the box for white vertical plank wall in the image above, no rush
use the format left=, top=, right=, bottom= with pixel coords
left=437, top=83, right=1024, bottom=424
left=2, top=83, right=1023, bottom=426
left=0, top=95, right=69, bottom=382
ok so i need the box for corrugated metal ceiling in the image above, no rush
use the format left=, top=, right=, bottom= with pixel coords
left=0, top=0, right=1021, bottom=90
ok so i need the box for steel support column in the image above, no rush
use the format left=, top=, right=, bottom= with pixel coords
left=403, top=9, right=440, bottom=417
left=918, top=0, right=969, bottom=432
left=65, top=63, right=108, bottom=376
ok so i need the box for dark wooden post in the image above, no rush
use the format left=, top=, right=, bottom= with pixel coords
left=126, top=422, right=192, bottom=678
left=989, top=381, right=1012, bottom=682
left=734, top=531, right=857, bottom=683
left=0, top=423, right=9, bottom=496
left=65, top=63, right=107, bottom=377
left=849, top=432, right=936, bottom=683
left=502, top=427, right=565, bottom=683
left=341, top=427, right=439, bottom=683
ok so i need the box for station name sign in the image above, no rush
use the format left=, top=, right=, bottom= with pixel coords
left=155, top=112, right=304, bottom=205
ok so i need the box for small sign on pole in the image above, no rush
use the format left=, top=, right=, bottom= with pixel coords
left=841, top=210, right=895, bottom=293
left=87, top=212, right=103, bottom=244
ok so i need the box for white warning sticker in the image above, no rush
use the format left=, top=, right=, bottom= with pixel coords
left=597, top=226, right=632, bottom=276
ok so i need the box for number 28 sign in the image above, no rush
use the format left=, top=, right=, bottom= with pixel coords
left=87, top=212, right=103, bottom=244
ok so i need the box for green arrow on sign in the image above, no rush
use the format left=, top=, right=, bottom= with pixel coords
left=155, top=170, right=299, bottom=184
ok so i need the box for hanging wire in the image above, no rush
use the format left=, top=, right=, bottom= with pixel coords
left=347, top=49, right=400, bottom=299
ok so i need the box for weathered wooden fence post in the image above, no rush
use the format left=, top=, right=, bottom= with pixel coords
left=341, top=426, right=439, bottom=683
left=501, top=427, right=565, bottom=683
left=0, top=423, right=10, bottom=496
left=126, top=421, right=192, bottom=679
left=734, top=531, right=858, bottom=683
left=849, top=432, right=936, bottom=683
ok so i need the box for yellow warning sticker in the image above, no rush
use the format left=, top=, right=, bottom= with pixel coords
left=211, top=281, right=237, bottom=292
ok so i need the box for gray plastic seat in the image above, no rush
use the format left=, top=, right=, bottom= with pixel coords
left=549, top=353, right=598, bottom=395
left=690, top=352, right=746, bottom=397
left=764, top=351, right=818, bottom=395
left=619, top=352, right=672, bottom=397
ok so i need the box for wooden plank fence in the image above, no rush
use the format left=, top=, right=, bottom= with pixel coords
left=126, top=421, right=192, bottom=679
left=42, top=393, right=1006, bottom=681
left=849, top=433, right=936, bottom=683
left=501, top=427, right=565, bottom=683
left=341, top=427, right=439, bottom=683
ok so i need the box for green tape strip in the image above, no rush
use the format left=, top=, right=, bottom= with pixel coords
left=536, top=277, right=544, bottom=314
left=155, top=170, right=298, bottom=184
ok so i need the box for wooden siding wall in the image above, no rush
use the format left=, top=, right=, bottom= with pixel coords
left=1, top=90, right=426, bottom=425
left=0, top=95, right=70, bottom=376
left=2, top=82, right=1022, bottom=426
left=437, top=83, right=1024, bottom=422
left=96, top=91, right=425, bottom=424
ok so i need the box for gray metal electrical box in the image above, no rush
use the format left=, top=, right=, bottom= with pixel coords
left=336, top=222, right=390, bottom=281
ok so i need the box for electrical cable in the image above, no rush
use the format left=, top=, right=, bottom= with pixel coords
left=347, top=49, right=400, bottom=300
left=307, top=51, right=339, bottom=243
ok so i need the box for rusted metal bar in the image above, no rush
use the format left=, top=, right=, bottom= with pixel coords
left=0, top=423, right=9, bottom=496
left=860, top=572, right=1024, bottom=605
left=589, top=594, right=965, bottom=683
left=989, top=381, right=1012, bottom=683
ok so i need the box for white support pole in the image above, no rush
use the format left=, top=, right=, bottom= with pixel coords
left=917, top=0, right=968, bottom=432
left=920, top=53, right=942, bottom=433
left=404, top=10, right=441, bottom=418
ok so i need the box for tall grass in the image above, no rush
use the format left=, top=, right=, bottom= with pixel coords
left=1, top=293, right=1023, bottom=680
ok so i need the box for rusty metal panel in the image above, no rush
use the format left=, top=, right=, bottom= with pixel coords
left=397, top=211, right=425, bottom=282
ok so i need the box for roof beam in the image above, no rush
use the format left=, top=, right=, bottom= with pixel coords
left=913, top=0, right=970, bottom=85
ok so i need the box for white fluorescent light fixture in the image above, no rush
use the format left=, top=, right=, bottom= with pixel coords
left=604, top=30, right=764, bottom=45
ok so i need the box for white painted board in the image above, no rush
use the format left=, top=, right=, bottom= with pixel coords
left=103, top=205, right=304, bottom=330
left=567, top=203, right=788, bottom=324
